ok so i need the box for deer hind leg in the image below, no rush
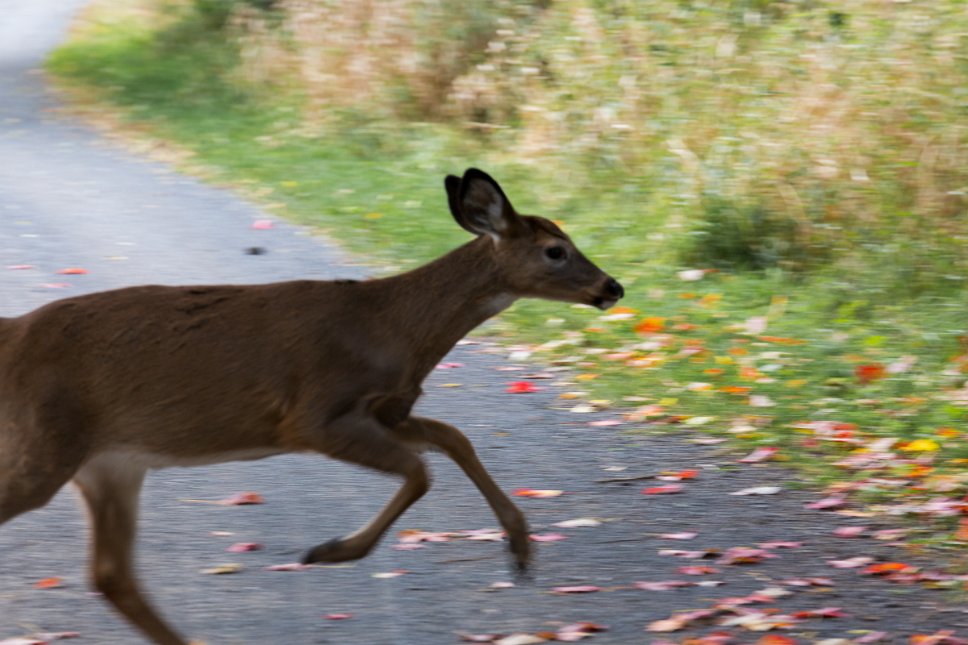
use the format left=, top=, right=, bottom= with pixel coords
left=394, top=416, right=531, bottom=572
left=303, top=414, right=430, bottom=564
left=0, top=416, right=86, bottom=526
left=73, top=455, right=188, bottom=645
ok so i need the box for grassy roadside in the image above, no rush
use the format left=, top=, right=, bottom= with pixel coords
left=46, top=0, right=968, bottom=554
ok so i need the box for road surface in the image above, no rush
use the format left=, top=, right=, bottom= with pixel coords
left=1, top=2, right=966, bottom=643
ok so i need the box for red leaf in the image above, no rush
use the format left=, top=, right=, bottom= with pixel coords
left=805, top=495, right=847, bottom=510
left=855, top=363, right=886, bottom=384
left=642, top=484, right=684, bottom=495
left=33, top=577, right=64, bottom=589
left=506, top=381, right=539, bottom=394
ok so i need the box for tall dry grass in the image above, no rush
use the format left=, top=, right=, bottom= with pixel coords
left=225, top=1, right=968, bottom=276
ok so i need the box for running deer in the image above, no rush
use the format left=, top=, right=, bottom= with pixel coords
left=0, top=168, right=623, bottom=644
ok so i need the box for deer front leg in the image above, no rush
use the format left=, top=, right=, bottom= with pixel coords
left=303, top=413, right=430, bottom=564
left=73, top=456, right=187, bottom=645
left=394, top=416, right=531, bottom=573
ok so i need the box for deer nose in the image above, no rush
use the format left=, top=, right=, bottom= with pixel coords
left=605, top=278, right=624, bottom=299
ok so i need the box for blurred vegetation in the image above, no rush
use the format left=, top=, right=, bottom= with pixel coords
left=48, top=0, right=968, bottom=545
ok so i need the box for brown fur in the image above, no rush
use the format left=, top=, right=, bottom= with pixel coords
left=0, top=169, right=622, bottom=644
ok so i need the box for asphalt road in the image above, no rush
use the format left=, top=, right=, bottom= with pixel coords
left=1, top=2, right=967, bottom=644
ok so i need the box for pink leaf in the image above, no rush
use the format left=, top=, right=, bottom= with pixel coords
left=227, top=542, right=263, bottom=552
left=805, top=495, right=847, bottom=510
left=251, top=219, right=274, bottom=229
left=264, top=563, right=309, bottom=571
left=551, top=585, right=601, bottom=594
left=530, top=532, right=567, bottom=542
left=738, top=446, right=779, bottom=463
left=827, top=556, right=874, bottom=569
left=832, top=526, right=867, bottom=538
left=219, top=492, right=265, bottom=505
left=324, top=613, right=353, bottom=620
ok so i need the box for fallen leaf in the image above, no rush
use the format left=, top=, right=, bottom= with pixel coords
left=790, top=607, right=847, bottom=619
left=758, top=541, right=802, bottom=549
left=56, top=268, right=88, bottom=275
left=494, top=635, right=548, bottom=645
left=658, top=532, right=698, bottom=540
left=780, top=577, right=833, bottom=586
left=634, top=317, right=666, bottom=334
left=530, top=533, right=567, bottom=542
left=264, top=563, right=309, bottom=571
left=731, top=486, right=782, bottom=496
left=657, top=469, right=699, bottom=481
left=219, top=492, right=265, bottom=505
left=324, top=613, right=353, bottom=620
left=251, top=219, right=274, bottom=229
left=506, top=381, right=540, bottom=394
left=756, top=636, right=799, bottom=645
left=556, top=622, right=608, bottom=642
left=863, top=562, right=917, bottom=575
left=457, top=633, right=503, bottom=643
left=634, top=580, right=694, bottom=591
left=227, top=542, right=263, bottom=552
left=552, top=518, right=602, bottom=528
left=678, top=269, right=706, bottom=281
left=32, top=577, right=64, bottom=590
left=551, top=585, right=600, bottom=594
left=642, top=484, right=684, bottom=495
left=677, top=565, right=720, bottom=575
left=513, top=488, right=563, bottom=498
left=855, top=363, right=886, bottom=384
left=832, top=526, right=867, bottom=538
left=805, top=496, right=847, bottom=510
left=739, top=447, right=779, bottom=463
left=899, top=438, right=940, bottom=452
left=201, top=563, right=242, bottom=575
left=372, top=569, right=409, bottom=579
left=718, top=546, right=777, bottom=565
left=827, top=556, right=874, bottom=569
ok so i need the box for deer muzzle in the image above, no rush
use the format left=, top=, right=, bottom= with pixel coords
left=593, top=277, right=624, bottom=310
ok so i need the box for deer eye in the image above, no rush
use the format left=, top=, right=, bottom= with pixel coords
left=545, top=246, right=566, bottom=261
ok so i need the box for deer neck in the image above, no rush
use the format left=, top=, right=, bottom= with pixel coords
left=376, top=236, right=515, bottom=375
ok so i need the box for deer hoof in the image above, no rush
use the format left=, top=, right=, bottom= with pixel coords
left=302, top=538, right=364, bottom=564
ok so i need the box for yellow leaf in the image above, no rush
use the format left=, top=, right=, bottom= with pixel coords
left=659, top=397, right=678, bottom=406
left=575, top=373, right=600, bottom=381
left=364, top=212, right=383, bottom=219
left=899, top=439, right=940, bottom=452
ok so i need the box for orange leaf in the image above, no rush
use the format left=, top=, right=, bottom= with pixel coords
left=56, top=267, right=88, bottom=275
left=863, top=562, right=915, bottom=575
left=635, top=317, right=666, bottom=334
left=757, top=335, right=806, bottom=345
left=757, top=636, right=799, bottom=645
left=955, top=518, right=968, bottom=542
left=34, top=577, right=64, bottom=589
left=513, top=488, right=563, bottom=498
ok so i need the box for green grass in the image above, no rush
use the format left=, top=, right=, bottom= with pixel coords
left=46, top=1, right=968, bottom=551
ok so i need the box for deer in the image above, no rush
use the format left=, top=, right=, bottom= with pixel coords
left=0, top=168, right=624, bottom=644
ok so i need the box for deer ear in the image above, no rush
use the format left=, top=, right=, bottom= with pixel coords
left=445, top=168, right=521, bottom=239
